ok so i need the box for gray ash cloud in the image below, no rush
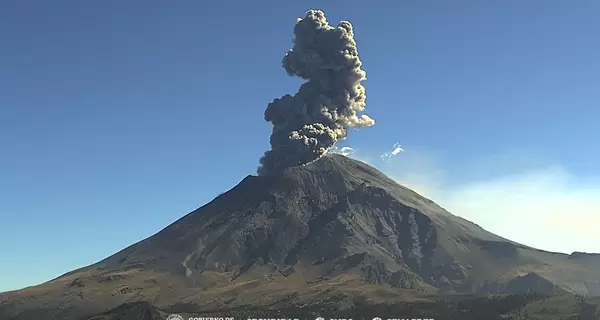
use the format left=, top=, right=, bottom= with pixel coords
left=257, top=9, right=374, bottom=176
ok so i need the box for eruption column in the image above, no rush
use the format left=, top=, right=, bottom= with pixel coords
left=258, top=10, right=374, bottom=175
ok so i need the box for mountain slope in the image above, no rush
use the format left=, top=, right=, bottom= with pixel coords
left=82, top=293, right=599, bottom=320
left=2, top=154, right=600, bottom=320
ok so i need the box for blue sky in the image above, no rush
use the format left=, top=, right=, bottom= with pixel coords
left=1, top=1, right=599, bottom=292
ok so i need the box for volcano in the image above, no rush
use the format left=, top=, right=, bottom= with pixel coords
left=2, top=154, right=600, bottom=320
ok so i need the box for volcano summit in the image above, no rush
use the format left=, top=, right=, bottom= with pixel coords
left=3, top=154, right=600, bottom=320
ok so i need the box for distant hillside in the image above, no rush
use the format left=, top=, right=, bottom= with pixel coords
left=81, top=293, right=597, bottom=320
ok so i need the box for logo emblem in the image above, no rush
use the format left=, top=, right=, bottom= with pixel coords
left=373, top=317, right=382, bottom=320
left=167, top=315, right=184, bottom=320
left=316, top=317, right=325, bottom=320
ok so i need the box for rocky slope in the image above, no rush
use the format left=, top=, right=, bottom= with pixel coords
left=1, top=154, right=600, bottom=320
left=83, top=293, right=600, bottom=320
left=87, top=302, right=165, bottom=320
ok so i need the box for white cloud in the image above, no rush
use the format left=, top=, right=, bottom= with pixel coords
left=346, top=148, right=600, bottom=254
left=330, top=145, right=356, bottom=157
left=380, top=143, right=404, bottom=162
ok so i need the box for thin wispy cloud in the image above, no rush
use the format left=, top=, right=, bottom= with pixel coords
left=381, top=143, right=404, bottom=162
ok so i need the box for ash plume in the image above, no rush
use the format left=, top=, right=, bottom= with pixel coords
left=257, top=9, right=374, bottom=176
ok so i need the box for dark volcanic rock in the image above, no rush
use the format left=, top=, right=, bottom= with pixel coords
left=503, top=273, right=563, bottom=294
left=474, top=240, right=519, bottom=258
left=95, top=154, right=465, bottom=289
left=5, top=154, right=600, bottom=320
left=480, top=273, right=565, bottom=295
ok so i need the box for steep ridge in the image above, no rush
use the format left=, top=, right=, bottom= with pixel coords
left=2, top=154, right=600, bottom=320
